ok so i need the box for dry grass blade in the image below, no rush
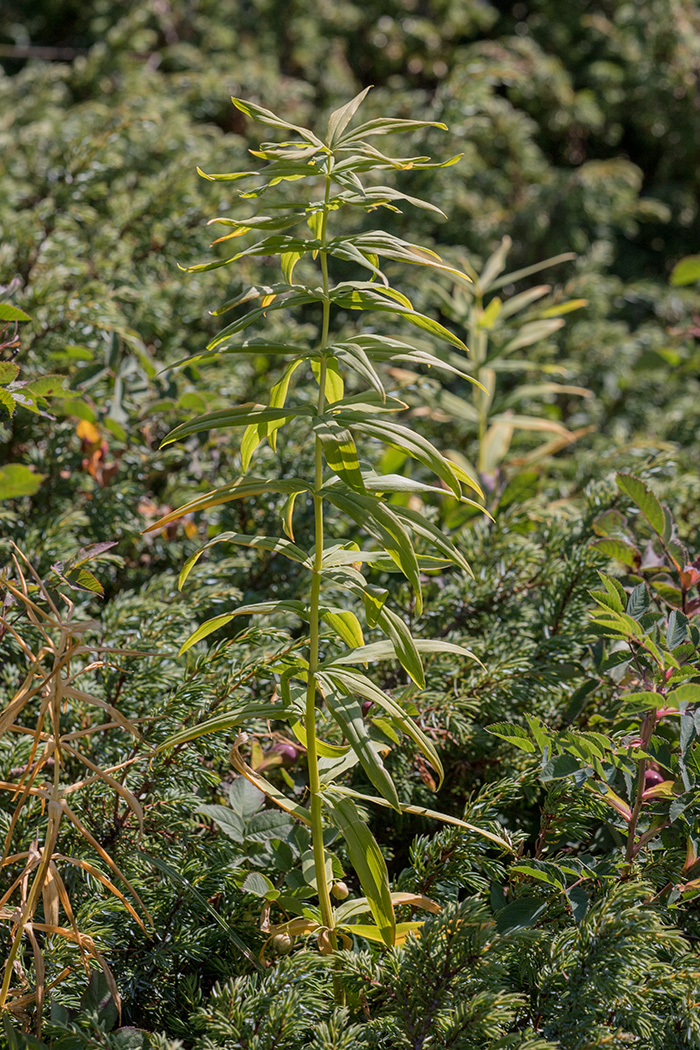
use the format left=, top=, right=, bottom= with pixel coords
left=0, top=549, right=154, bottom=1028
left=59, top=801, right=152, bottom=927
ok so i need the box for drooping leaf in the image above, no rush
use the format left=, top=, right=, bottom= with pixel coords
left=179, top=532, right=308, bottom=589
left=156, top=702, right=293, bottom=749
left=325, top=691, right=400, bottom=811
left=325, top=795, right=395, bottom=947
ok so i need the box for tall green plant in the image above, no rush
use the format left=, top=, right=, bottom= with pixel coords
left=147, top=90, right=510, bottom=956
left=430, top=237, right=591, bottom=481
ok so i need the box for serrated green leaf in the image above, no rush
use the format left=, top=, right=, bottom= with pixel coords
left=486, top=723, right=536, bottom=753
left=0, top=304, right=31, bottom=322
left=590, top=537, right=641, bottom=568
left=617, top=473, right=665, bottom=535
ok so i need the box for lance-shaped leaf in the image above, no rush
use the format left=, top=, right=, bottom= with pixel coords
left=325, top=691, right=400, bottom=811
left=231, top=97, right=325, bottom=147
left=156, top=702, right=295, bottom=750
left=328, top=286, right=467, bottom=350
left=143, top=477, right=311, bottom=532
left=163, top=339, right=316, bottom=373
left=324, top=794, right=395, bottom=947
left=326, top=86, right=373, bottom=146
left=374, top=606, right=424, bottom=687
left=337, top=185, right=447, bottom=216
left=339, top=117, right=447, bottom=143
left=208, top=213, right=307, bottom=235
left=391, top=503, right=475, bottom=576
left=321, top=608, right=365, bottom=648
left=289, top=720, right=350, bottom=758
left=241, top=358, right=305, bottom=469
left=363, top=584, right=388, bottom=628
left=179, top=532, right=308, bottom=589
left=179, top=599, right=306, bottom=654
left=323, top=668, right=443, bottom=787
left=334, top=891, right=440, bottom=924
left=228, top=744, right=312, bottom=824
left=332, top=342, right=385, bottom=398
left=161, top=403, right=312, bottom=447
left=489, top=252, right=577, bottom=292
left=314, top=419, right=365, bottom=492
left=336, top=414, right=464, bottom=498
left=338, top=231, right=470, bottom=281
left=186, top=235, right=319, bottom=273
left=324, top=637, right=482, bottom=669
left=206, top=291, right=320, bottom=349
left=324, top=489, right=422, bottom=611
left=332, top=785, right=513, bottom=851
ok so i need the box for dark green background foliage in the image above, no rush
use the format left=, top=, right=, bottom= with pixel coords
left=1, top=1, right=700, bottom=1047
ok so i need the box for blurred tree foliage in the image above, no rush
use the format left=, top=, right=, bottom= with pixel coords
left=1, top=1, right=700, bottom=1047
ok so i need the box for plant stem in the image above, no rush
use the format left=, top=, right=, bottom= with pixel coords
left=304, top=168, right=336, bottom=948
left=624, top=709, right=656, bottom=871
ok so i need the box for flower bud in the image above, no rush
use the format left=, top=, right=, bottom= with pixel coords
left=331, top=880, right=349, bottom=900
left=644, top=768, right=664, bottom=788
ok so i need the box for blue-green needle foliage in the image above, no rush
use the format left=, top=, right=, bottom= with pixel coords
left=147, top=89, right=510, bottom=953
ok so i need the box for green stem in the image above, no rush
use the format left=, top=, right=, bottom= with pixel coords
left=305, top=167, right=336, bottom=947
left=624, top=709, right=656, bottom=871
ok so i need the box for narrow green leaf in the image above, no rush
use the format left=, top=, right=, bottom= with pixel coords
left=324, top=638, right=481, bottom=669
left=315, top=420, right=365, bottom=491
left=322, top=608, right=365, bottom=648
left=391, top=504, right=474, bottom=577
left=375, top=606, right=425, bottom=688
left=231, top=97, right=324, bottom=147
left=325, top=795, right=395, bottom=946
left=327, top=87, right=373, bottom=145
left=340, top=117, right=447, bottom=143
left=156, top=702, right=294, bottom=749
left=161, top=403, right=312, bottom=447
left=179, top=532, right=308, bottom=589
left=324, top=489, right=422, bottom=612
left=179, top=600, right=306, bottom=654
left=336, top=414, right=463, bottom=497
left=332, top=785, right=513, bottom=851
left=326, top=691, right=400, bottom=811
left=363, top=584, right=388, bottom=628
left=143, top=477, right=311, bottom=532
left=323, top=668, right=443, bottom=787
